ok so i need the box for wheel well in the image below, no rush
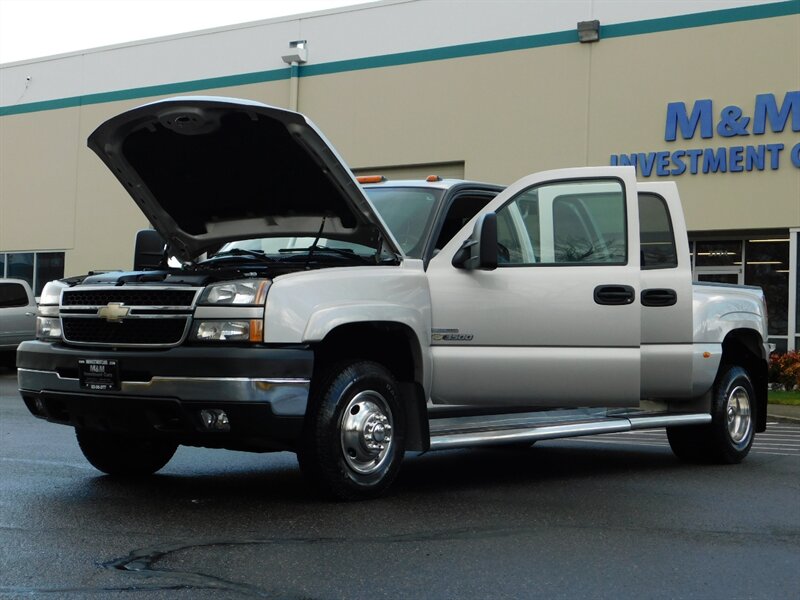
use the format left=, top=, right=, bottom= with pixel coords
left=720, top=329, right=768, bottom=433
left=311, top=322, right=429, bottom=451
left=312, top=322, right=420, bottom=383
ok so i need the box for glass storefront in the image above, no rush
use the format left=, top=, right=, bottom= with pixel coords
left=795, top=229, right=799, bottom=352
left=0, top=251, right=65, bottom=297
left=695, top=240, right=742, bottom=268
left=745, top=238, right=789, bottom=339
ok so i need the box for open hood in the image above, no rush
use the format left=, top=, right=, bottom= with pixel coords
left=88, top=96, right=402, bottom=262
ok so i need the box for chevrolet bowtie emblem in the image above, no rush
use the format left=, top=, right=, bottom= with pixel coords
left=97, top=302, right=130, bottom=322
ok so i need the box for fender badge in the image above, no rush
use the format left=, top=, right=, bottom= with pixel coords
left=432, top=328, right=474, bottom=342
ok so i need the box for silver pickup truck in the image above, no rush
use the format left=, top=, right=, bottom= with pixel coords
left=1, top=278, right=36, bottom=359
left=17, top=97, right=769, bottom=499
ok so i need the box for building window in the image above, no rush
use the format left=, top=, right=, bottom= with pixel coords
left=33, top=253, right=65, bottom=296
left=7, top=253, right=34, bottom=285
left=794, top=230, right=799, bottom=352
left=745, top=238, right=789, bottom=338
left=0, top=251, right=65, bottom=297
left=695, top=240, right=742, bottom=268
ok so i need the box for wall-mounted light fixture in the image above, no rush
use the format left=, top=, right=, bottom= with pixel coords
left=282, top=40, right=308, bottom=111
left=577, top=20, right=600, bottom=43
left=282, top=40, right=308, bottom=65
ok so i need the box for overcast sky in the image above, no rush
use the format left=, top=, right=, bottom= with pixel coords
left=0, top=0, right=368, bottom=64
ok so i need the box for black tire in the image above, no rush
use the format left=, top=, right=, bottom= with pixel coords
left=75, top=429, right=178, bottom=476
left=298, top=361, right=406, bottom=500
left=667, top=365, right=755, bottom=464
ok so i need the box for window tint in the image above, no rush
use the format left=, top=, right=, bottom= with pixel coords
left=639, top=193, right=678, bottom=269
left=495, top=179, right=626, bottom=265
left=0, top=282, right=28, bottom=308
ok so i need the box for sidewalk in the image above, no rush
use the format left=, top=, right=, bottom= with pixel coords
left=767, top=403, right=800, bottom=424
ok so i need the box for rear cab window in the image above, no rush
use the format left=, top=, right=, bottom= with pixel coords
left=638, top=193, right=678, bottom=270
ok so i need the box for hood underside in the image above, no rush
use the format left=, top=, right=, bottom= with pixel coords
left=88, top=96, right=400, bottom=262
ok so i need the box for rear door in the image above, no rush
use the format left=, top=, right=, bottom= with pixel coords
left=637, top=182, right=694, bottom=398
left=426, top=166, right=641, bottom=407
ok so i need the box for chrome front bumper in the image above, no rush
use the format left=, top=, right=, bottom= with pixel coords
left=18, top=368, right=310, bottom=416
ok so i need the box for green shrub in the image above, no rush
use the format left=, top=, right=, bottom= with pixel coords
left=769, top=351, right=800, bottom=390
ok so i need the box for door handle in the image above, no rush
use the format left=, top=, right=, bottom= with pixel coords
left=641, top=288, right=677, bottom=307
left=593, top=285, right=635, bottom=305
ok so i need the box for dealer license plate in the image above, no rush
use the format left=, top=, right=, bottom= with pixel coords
left=78, top=358, right=120, bottom=391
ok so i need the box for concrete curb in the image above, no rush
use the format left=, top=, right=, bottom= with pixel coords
left=767, top=404, right=800, bottom=424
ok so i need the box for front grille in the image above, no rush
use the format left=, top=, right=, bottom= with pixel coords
left=62, top=317, right=188, bottom=345
left=62, top=289, right=197, bottom=307
left=58, top=286, right=200, bottom=347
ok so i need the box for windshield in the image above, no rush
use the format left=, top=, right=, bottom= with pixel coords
left=365, top=187, right=442, bottom=258
left=203, top=186, right=442, bottom=264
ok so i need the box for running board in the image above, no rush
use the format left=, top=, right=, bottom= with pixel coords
left=428, top=410, right=711, bottom=450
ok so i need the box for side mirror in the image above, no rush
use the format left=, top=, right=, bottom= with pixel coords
left=452, top=212, right=498, bottom=270
left=133, top=229, right=166, bottom=271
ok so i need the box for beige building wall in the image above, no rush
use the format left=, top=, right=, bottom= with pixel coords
left=301, top=44, right=593, bottom=185
left=588, top=15, right=800, bottom=233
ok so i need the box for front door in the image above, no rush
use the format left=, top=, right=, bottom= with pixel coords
left=426, top=167, right=641, bottom=408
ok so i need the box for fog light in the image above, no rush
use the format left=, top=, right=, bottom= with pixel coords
left=192, top=320, right=250, bottom=342
left=34, top=397, right=46, bottom=415
left=199, top=409, right=230, bottom=432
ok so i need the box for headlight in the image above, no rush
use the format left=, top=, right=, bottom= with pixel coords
left=36, top=280, right=67, bottom=340
left=36, top=317, right=62, bottom=340
left=199, top=280, right=270, bottom=305
left=192, top=320, right=263, bottom=342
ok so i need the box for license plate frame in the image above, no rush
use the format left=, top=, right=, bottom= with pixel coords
left=78, top=358, right=120, bottom=391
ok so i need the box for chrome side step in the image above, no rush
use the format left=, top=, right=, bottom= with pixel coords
left=427, top=409, right=711, bottom=450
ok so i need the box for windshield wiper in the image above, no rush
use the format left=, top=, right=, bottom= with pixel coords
left=203, top=248, right=277, bottom=264
left=278, top=245, right=372, bottom=264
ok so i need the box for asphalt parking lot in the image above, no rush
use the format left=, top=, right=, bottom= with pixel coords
left=1, top=367, right=798, bottom=599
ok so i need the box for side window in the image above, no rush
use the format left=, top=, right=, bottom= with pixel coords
left=495, top=179, right=627, bottom=266
left=434, top=194, right=495, bottom=252
left=639, top=193, right=678, bottom=269
left=0, top=282, right=28, bottom=308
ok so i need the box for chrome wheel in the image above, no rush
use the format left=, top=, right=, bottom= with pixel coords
left=340, top=390, right=394, bottom=475
left=298, top=361, right=405, bottom=499
left=726, top=385, right=752, bottom=445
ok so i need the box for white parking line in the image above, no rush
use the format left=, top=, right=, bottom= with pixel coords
left=561, top=426, right=800, bottom=457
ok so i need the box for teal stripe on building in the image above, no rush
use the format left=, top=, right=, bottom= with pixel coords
left=1, top=0, right=798, bottom=117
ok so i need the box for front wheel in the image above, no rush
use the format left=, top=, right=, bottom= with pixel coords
left=76, top=429, right=177, bottom=476
left=667, top=365, right=755, bottom=464
left=298, top=361, right=406, bottom=500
